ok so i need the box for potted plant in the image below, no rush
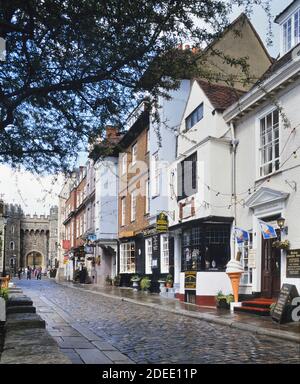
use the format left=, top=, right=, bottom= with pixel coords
left=105, top=275, right=112, bottom=286
left=130, top=274, right=141, bottom=291
left=113, top=275, right=121, bottom=287
left=272, top=240, right=290, bottom=250
left=158, top=276, right=166, bottom=292
left=140, top=276, right=151, bottom=292
left=215, top=291, right=234, bottom=309
left=165, top=274, right=173, bottom=288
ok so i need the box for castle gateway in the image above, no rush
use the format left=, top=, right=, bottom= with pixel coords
left=3, top=204, right=58, bottom=273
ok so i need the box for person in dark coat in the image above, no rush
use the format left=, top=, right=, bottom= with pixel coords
left=17, top=267, right=22, bottom=280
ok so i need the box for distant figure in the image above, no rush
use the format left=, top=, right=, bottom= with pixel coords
left=27, top=266, right=31, bottom=280
left=37, top=267, right=42, bottom=280
left=17, top=268, right=22, bottom=280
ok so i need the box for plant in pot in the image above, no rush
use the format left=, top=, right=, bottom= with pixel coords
left=113, top=275, right=121, bottom=287
left=130, top=274, right=141, bottom=291
left=216, top=291, right=233, bottom=309
left=105, top=275, right=112, bottom=286
left=158, top=276, right=166, bottom=292
left=165, top=274, right=173, bottom=288
left=140, top=276, right=151, bottom=292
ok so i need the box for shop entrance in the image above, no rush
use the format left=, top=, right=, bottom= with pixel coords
left=261, top=237, right=281, bottom=298
left=185, top=290, right=196, bottom=304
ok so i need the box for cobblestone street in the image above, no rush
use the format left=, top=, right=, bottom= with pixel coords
left=15, top=278, right=300, bottom=364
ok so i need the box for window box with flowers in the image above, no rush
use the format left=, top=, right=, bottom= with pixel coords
left=272, top=240, right=290, bottom=250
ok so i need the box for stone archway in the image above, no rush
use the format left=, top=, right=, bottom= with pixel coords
left=26, top=251, right=44, bottom=269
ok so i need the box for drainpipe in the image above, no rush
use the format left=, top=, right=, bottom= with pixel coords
left=230, top=122, right=239, bottom=260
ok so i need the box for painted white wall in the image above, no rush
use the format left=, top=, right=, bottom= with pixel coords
left=234, top=78, right=300, bottom=291
left=149, top=80, right=191, bottom=224
left=95, top=157, right=119, bottom=240
left=196, top=272, right=232, bottom=296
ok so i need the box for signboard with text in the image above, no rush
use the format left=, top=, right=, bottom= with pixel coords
left=272, top=283, right=299, bottom=324
left=156, top=213, right=168, bottom=233
left=184, top=271, right=197, bottom=289
left=286, top=249, right=300, bottom=278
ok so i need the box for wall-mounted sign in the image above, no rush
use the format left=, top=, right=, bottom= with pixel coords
left=184, top=271, right=197, bottom=289
left=156, top=213, right=168, bottom=233
left=248, top=249, right=256, bottom=269
left=286, top=249, right=300, bottom=278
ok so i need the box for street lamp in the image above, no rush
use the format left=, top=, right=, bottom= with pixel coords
left=277, top=216, right=288, bottom=235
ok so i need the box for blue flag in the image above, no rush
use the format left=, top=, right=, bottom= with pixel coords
left=258, top=220, right=277, bottom=239
left=234, top=227, right=250, bottom=243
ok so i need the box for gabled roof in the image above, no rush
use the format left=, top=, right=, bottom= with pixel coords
left=196, top=79, right=245, bottom=111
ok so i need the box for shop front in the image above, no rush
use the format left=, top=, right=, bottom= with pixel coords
left=171, top=217, right=233, bottom=306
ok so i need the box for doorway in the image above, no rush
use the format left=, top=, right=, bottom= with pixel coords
left=261, top=237, right=281, bottom=298
left=26, top=251, right=43, bottom=268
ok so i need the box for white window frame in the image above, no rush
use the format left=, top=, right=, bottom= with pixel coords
left=257, top=108, right=280, bottom=178
left=131, top=190, right=136, bottom=222
left=160, top=235, right=169, bottom=274
left=152, top=152, right=160, bottom=197
left=282, top=8, right=300, bottom=54
left=121, top=197, right=126, bottom=226
left=145, top=238, right=152, bottom=274
left=237, top=233, right=253, bottom=286
left=132, top=143, right=137, bottom=165
left=145, top=179, right=149, bottom=214
left=120, top=242, right=135, bottom=273
left=121, top=153, right=127, bottom=175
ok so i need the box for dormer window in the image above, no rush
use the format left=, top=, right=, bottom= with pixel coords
left=281, top=7, right=300, bottom=54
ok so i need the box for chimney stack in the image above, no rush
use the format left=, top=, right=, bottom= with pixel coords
left=105, top=125, right=119, bottom=140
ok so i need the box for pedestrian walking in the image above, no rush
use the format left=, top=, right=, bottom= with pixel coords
left=27, top=266, right=31, bottom=280
left=17, top=267, right=22, bottom=280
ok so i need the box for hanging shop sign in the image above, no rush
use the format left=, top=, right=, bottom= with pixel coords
left=271, top=283, right=299, bottom=324
left=84, top=245, right=94, bottom=255
left=87, top=233, right=97, bottom=242
left=184, top=271, right=197, bottom=289
left=156, top=212, right=168, bottom=233
left=286, top=249, right=300, bottom=278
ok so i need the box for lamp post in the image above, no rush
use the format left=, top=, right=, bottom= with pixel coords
left=277, top=217, right=288, bottom=235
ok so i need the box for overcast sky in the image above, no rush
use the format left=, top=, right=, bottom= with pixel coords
left=0, top=0, right=293, bottom=215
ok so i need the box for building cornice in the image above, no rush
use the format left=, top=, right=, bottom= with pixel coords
left=223, top=57, right=300, bottom=123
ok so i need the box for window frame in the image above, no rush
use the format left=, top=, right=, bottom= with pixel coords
left=121, top=153, right=127, bottom=175
left=258, top=109, right=280, bottom=178
left=131, top=190, right=137, bottom=222
left=282, top=8, right=300, bottom=54
left=185, top=103, right=204, bottom=131
left=131, top=143, right=137, bottom=165
left=177, top=151, right=197, bottom=201
left=160, top=234, right=169, bottom=274
left=152, top=152, right=160, bottom=197
left=145, top=238, right=152, bottom=274
left=121, top=197, right=126, bottom=226
left=145, top=179, right=150, bottom=214
left=238, top=233, right=253, bottom=286
left=120, top=242, right=136, bottom=273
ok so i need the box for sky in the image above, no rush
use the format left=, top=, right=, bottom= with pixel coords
left=0, top=0, right=293, bottom=215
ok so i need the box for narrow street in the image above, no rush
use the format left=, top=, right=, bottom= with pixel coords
left=16, top=278, right=300, bottom=364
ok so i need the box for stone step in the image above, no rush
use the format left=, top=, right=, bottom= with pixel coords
left=5, top=313, right=46, bottom=331
left=234, top=306, right=270, bottom=316
left=6, top=306, right=36, bottom=314
left=7, top=296, right=33, bottom=307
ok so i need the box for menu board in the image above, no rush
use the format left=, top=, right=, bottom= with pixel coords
left=286, top=249, right=300, bottom=278
left=272, top=284, right=299, bottom=324
left=184, top=271, right=197, bottom=289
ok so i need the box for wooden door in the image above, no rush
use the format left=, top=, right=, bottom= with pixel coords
left=261, top=238, right=281, bottom=298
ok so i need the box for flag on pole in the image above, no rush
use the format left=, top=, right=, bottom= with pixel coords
left=234, top=227, right=250, bottom=243
left=258, top=219, right=277, bottom=239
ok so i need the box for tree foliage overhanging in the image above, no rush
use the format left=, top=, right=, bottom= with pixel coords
left=0, top=0, right=271, bottom=173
